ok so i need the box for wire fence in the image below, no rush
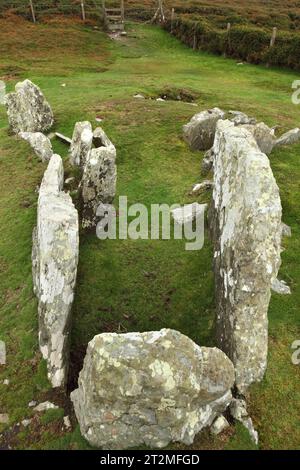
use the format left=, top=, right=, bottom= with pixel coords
left=0, top=1, right=107, bottom=21
left=0, top=1, right=167, bottom=22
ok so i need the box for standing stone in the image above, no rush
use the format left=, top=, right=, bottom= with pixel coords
left=251, top=122, right=276, bottom=155
left=71, top=329, right=235, bottom=450
left=5, top=79, right=54, bottom=134
left=183, top=108, right=225, bottom=151
left=32, top=154, right=79, bottom=388
left=240, top=122, right=276, bottom=155
left=80, top=127, right=117, bottom=229
left=211, top=120, right=282, bottom=392
left=69, top=121, right=93, bottom=167
left=19, top=132, right=53, bottom=162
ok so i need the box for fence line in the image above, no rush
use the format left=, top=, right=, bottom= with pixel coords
left=0, top=0, right=282, bottom=49
left=29, top=0, right=36, bottom=23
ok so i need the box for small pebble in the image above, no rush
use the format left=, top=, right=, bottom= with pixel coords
left=63, top=415, right=71, bottom=430
left=28, top=401, right=37, bottom=408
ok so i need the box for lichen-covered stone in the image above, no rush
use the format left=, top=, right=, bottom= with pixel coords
left=69, top=121, right=93, bottom=167
left=32, top=154, right=79, bottom=388
left=275, top=128, right=300, bottom=147
left=183, top=108, right=225, bottom=151
left=71, top=329, right=235, bottom=450
left=211, top=120, right=282, bottom=392
left=229, top=398, right=258, bottom=445
left=19, top=132, right=53, bottom=162
left=80, top=127, right=117, bottom=229
left=229, top=110, right=256, bottom=126
left=241, top=122, right=276, bottom=155
left=210, top=415, right=229, bottom=435
left=271, top=278, right=291, bottom=295
left=281, top=222, right=292, bottom=238
left=5, top=79, right=54, bottom=134
left=251, top=122, right=276, bottom=155
left=201, top=147, right=215, bottom=174
left=191, top=180, right=213, bottom=195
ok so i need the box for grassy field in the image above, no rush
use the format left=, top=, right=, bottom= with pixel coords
left=0, top=15, right=300, bottom=450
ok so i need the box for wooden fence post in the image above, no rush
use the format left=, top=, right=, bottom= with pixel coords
left=102, top=0, right=108, bottom=29
left=81, top=1, right=86, bottom=21
left=121, top=0, right=125, bottom=23
left=270, top=27, right=277, bottom=47
left=225, top=22, right=231, bottom=57
left=159, top=0, right=165, bottom=23
left=171, top=8, right=175, bottom=33
left=29, top=0, right=36, bottom=24
left=193, top=30, right=197, bottom=50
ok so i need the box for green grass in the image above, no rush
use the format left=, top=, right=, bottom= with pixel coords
left=0, top=15, right=300, bottom=450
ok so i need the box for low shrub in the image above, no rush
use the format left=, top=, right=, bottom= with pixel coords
left=164, top=17, right=300, bottom=70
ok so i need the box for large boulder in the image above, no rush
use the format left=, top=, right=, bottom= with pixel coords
left=69, top=121, right=93, bottom=167
left=211, top=120, right=282, bottom=392
left=32, top=154, right=79, bottom=388
left=5, top=79, right=53, bottom=134
left=80, top=127, right=117, bottom=229
left=183, top=108, right=225, bottom=151
left=71, top=329, right=235, bottom=450
left=19, top=131, right=53, bottom=162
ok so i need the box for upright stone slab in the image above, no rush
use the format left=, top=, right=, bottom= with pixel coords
left=80, top=127, right=117, bottom=229
left=211, top=120, right=282, bottom=392
left=69, top=121, right=93, bottom=167
left=241, top=122, right=276, bottom=155
left=71, top=329, right=235, bottom=450
left=32, top=154, right=79, bottom=388
left=5, top=79, right=54, bottom=134
left=183, top=108, right=225, bottom=151
left=19, top=132, right=53, bottom=162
